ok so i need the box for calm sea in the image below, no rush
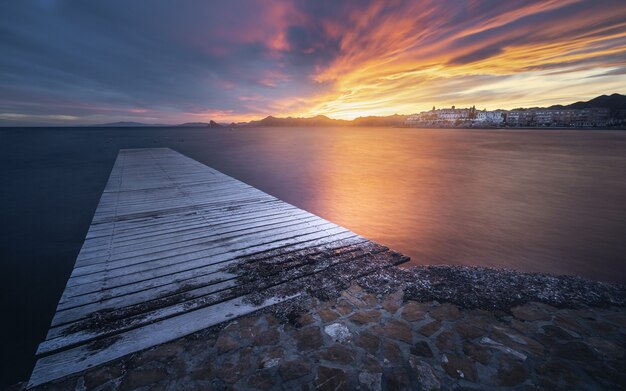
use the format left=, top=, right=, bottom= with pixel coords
left=1, top=126, right=625, bottom=386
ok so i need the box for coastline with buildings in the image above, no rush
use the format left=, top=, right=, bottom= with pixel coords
left=404, top=93, right=626, bottom=129
left=39, top=94, right=626, bottom=130
left=406, top=106, right=620, bottom=128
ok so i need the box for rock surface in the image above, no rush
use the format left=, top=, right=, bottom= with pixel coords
left=24, top=265, right=626, bottom=391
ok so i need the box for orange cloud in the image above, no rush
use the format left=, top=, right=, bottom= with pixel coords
left=260, top=0, right=626, bottom=120
left=3, top=1, right=625, bottom=124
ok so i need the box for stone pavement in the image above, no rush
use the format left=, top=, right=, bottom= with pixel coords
left=26, top=269, right=626, bottom=391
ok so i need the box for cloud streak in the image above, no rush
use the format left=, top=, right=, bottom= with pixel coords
left=0, top=0, right=625, bottom=124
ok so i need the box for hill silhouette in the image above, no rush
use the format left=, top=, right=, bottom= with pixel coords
left=243, top=114, right=408, bottom=127
left=84, top=93, right=624, bottom=128
left=549, top=93, right=626, bottom=116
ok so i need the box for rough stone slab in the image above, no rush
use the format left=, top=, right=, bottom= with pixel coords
left=28, top=278, right=626, bottom=391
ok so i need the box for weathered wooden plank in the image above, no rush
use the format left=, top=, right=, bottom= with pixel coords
left=80, top=207, right=297, bottom=253
left=62, top=227, right=348, bottom=306
left=43, top=235, right=368, bottom=348
left=75, top=216, right=335, bottom=268
left=80, top=207, right=306, bottom=252
left=58, top=230, right=359, bottom=313
left=29, top=148, right=408, bottom=388
left=91, top=195, right=271, bottom=224
left=52, top=227, right=352, bottom=325
left=28, top=295, right=293, bottom=388
left=82, top=204, right=301, bottom=245
left=40, top=237, right=372, bottom=356
left=68, top=222, right=334, bottom=291
left=76, top=210, right=316, bottom=258
left=68, top=220, right=342, bottom=280
left=92, top=187, right=263, bottom=215
left=84, top=199, right=286, bottom=238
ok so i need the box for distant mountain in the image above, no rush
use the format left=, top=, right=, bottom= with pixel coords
left=92, top=120, right=226, bottom=128
left=351, top=114, right=409, bottom=127
left=92, top=121, right=169, bottom=127
left=510, top=93, right=626, bottom=113
left=549, top=93, right=626, bottom=115
left=6, top=93, right=623, bottom=128
left=244, top=115, right=349, bottom=127
left=177, top=122, right=209, bottom=127
left=239, top=94, right=624, bottom=128
left=242, top=114, right=410, bottom=127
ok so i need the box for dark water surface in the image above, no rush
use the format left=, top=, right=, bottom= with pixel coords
left=1, top=126, right=626, bottom=386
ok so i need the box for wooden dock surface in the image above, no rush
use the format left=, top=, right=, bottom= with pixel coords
left=28, top=148, right=407, bottom=388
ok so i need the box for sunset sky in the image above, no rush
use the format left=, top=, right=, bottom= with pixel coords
left=1, top=0, right=626, bottom=125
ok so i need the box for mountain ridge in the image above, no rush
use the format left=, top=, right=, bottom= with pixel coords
left=509, top=93, right=626, bottom=113
left=548, top=93, right=626, bottom=115
left=6, top=93, right=620, bottom=128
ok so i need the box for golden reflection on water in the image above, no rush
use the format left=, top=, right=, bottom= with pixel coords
left=258, top=127, right=626, bottom=284
left=311, top=129, right=444, bottom=252
left=179, top=126, right=626, bottom=283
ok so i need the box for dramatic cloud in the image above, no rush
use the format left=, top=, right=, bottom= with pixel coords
left=1, top=0, right=625, bottom=124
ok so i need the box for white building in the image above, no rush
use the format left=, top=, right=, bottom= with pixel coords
left=405, top=113, right=422, bottom=126
left=434, top=106, right=471, bottom=121
left=475, top=110, right=504, bottom=124
left=405, top=106, right=475, bottom=126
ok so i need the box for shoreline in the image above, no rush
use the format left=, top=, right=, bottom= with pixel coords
left=2, top=125, right=626, bottom=131
left=400, top=125, right=626, bottom=131
left=369, top=265, right=625, bottom=310
left=19, top=264, right=626, bottom=390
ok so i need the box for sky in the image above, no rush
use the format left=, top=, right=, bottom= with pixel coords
left=1, top=0, right=626, bottom=125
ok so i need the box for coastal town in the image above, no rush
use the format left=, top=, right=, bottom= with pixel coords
left=405, top=105, right=618, bottom=128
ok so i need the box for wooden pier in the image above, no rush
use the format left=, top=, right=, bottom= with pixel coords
left=28, top=148, right=407, bottom=388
